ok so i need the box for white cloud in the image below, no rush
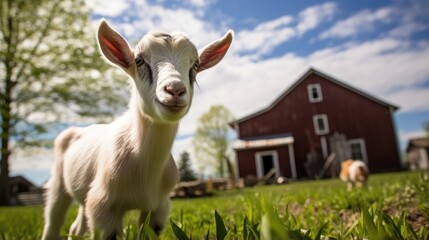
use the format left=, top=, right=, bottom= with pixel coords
left=319, top=7, right=395, bottom=39
left=106, top=2, right=222, bottom=49
left=307, top=38, right=429, bottom=95
left=86, top=0, right=130, bottom=17
left=234, top=16, right=295, bottom=57
left=184, top=0, right=215, bottom=8
left=297, top=2, right=337, bottom=35
left=10, top=148, right=54, bottom=172
left=388, top=22, right=428, bottom=38
left=233, top=2, right=338, bottom=57
left=386, top=88, right=429, bottom=113
left=320, top=0, right=429, bottom=41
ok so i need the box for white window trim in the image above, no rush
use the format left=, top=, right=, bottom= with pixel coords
left=348, top=138, right=368, bottom=163
left=313, top=114, right=329, bottom=135
left=320, top=136, right=328, bottom=159
left=308, top=83, right=323, bottom=103
left=255, top=151, right=280, bottom=178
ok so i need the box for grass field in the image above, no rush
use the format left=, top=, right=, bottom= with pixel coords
left=0, top=171, right=428, bottom=239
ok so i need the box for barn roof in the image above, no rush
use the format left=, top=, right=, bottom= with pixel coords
left=406, top=137, right=429, bottom=152
left=10, top=175, right=36, bottom=188
left=234, top=67, right=399, bottom=124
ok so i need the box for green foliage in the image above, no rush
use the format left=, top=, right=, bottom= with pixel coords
left=1, top=0, right=127, bottom=147
left=178, top=151, right=196, bottom=182
left=0, top=0, right=127, bottom=205
left=1, top=171, right=428, bottom=239
left=192, top=105, right=234, bottom=177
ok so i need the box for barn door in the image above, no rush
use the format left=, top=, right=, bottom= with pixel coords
left=255, top=151, right=280, bottom=178
left=262, top=155, right=274, bottom=175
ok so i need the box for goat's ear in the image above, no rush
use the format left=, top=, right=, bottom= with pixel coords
left=197, top=30, right=233, bottom=72
left=98, top=20, right=134, bottom=70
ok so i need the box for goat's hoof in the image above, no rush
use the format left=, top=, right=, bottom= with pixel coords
left=154, top=225, right=163, bottom=235
left=107, top=233, right=117, bottom=240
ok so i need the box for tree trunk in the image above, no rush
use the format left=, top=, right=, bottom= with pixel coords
left=0, top=135, right=11, bottom=206
left=0, top=64, right=13, bottom=206
left=224, top=156, right=236, bottom=189
left=0, top=86, right=12, bottom=206
left=0, top=13, right=15, bottom=206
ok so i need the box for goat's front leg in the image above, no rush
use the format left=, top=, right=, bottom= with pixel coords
left=86, top=188, right=124, bottom=240
left=42, top=177, right=73, bottom=240
left=139, top=198, right=171, bottom=235
left=68, top=205, right=88, bottom=238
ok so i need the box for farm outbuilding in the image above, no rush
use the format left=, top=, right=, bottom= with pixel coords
left=9, top=176, right=43, bottom=205
left=406, top=137, right=429, bottom=170
left=232, top=68, right=402, bottom=180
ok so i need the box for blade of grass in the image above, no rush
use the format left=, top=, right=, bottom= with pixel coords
left=124, top=221, right=132, bottom=240
left=215, top=210, right=228, bottom=240
left=344, top=216, right=360, bottom=238
left=314, top=222, right=329, bottom=240
left=361, top=205, right=377, bottom=236
left=243, top=216, right=248, bottom=240
left=248, top=222, right=260, bottom=240
left=170, top=218, right=190, bottom=240
left=205, top=228, right=210, bottom=240
left=382, top=213, right=402, bottom=240
left=138, top=212, right=158, bottom=240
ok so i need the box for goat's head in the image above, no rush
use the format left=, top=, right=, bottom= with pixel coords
left=97, top=20, right=233, bottom=123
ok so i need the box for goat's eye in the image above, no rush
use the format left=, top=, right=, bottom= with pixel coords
left=135, top=56, right=144, bottom=66
left=192, top=62, right=199, bottom=71
left=189, top=61, right=199, bottom=85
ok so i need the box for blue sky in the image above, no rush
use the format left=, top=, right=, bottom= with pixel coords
left=10, top=0, right=429, bottom=185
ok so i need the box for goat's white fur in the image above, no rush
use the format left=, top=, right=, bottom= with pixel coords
left=42, top=20, right=233, bottom=239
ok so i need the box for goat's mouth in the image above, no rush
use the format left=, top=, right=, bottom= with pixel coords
left=156, top=99, right=187, bottom=114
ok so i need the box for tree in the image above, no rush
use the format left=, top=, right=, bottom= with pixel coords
left=178, top=151, right=196, bottom=182
left=0, top=0, right=127, bottom=205
left=192, top=105, right=235, bottom=179
left=424, top=121, right=429, bottom=139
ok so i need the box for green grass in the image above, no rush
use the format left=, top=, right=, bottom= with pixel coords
left=0, top=171, right=428, bottom=239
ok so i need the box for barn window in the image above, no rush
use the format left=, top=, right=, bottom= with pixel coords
left=307, top=84, right=323, bottom=103
left=313, top=114, right=329, bottom=135
left=348, top=139, right=368, bottom=163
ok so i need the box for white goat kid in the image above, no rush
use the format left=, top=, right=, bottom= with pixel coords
left=42, top=20, right=233, bottom=239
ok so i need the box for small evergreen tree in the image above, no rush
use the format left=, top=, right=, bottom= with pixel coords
left=178, top=151, right=196, bottom=182
left=424, top=121, right=429, bottom=139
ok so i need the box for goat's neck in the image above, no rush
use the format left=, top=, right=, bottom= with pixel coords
left=128, top=92, right=178, bottom=171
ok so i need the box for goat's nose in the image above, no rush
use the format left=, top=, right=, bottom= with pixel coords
left=164, top=83, right=186, bottom=97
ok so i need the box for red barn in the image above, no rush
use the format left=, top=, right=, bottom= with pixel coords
left=232, top=68, right=401, bottom=180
